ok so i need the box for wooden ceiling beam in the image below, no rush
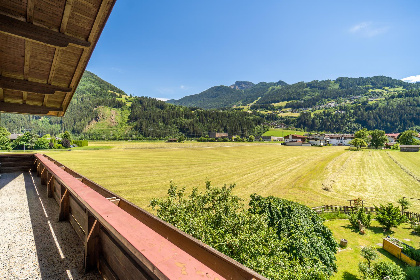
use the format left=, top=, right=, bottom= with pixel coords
left=27, top=0, right=35, bottom=23
left=61, top=0, right=74, bottom=33
left=0, top=14, right=91, bottom=48
left=0, top=102, right=62, bottom=115
left=0, top=88, right=3, bottom=102
left=0, top=76, right=71, bottom=95
left=24, top=41, right=31, bottom=80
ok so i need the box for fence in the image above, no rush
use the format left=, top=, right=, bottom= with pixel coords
left=312, top=205, right=420, bottom=222
left=29, top=153, right=266, bottom=280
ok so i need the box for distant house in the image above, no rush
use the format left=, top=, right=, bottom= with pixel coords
left=261, top=136, right=284, bottom=142
left=208, top=132, right=228, bottom=139
left=385, top=133, right=399, bottom=145
left=284, top=134, right=307, bottom=143
left=285, top=141, right=303, bottom=146
left=9, top=133, right=23, bottom=141
left=400, top=145, right=420, bottom=152
left=307, top=134, right=328, bottom=146
left=325, top=134, right=354, bottom=146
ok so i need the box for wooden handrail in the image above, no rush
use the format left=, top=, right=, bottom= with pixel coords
left=35, top=154, right=265, bottom=280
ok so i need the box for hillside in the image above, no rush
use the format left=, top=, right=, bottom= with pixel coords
left=1, top=71, right=266, bottom=139
left=167, top=80, right=288, bottom=109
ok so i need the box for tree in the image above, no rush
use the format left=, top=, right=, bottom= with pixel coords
left=360, top=246, right=378, bottom=268
left=369, top=129, right=387, bottom=149
left=398, top=130, right=420, bottom=145
left=11, top=132, right=38, bottom=150
left=349, top=207, right=372, bottom=229
left=151, top=182, right=337, bottom=279
left=249, top=194, right=338, bottom=277
left=350, top=138, right=367, bottom=150
left=0, top=126, right=11, bottom=150
left=375, top=203, right=407, bottom=231
left=355, top=128, right=369, bottom=142
left=397, top=197, right=411, bottom=215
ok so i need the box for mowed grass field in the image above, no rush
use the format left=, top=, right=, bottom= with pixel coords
left=44, top=142, right=420, bottom=212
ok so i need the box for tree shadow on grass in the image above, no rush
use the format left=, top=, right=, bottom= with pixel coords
left=368, top=226, right=394, bottom=235
left=342, top=271, right=358, bottom=280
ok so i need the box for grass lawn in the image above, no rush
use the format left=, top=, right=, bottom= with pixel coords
left=326, top=219, right=420, bottom=279
left=43, top=143, right=420, bottom=212
left=262, top=128, right=306, bottom=137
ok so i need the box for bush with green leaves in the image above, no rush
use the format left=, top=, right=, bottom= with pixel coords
left=402, top=244, right=420, bottom=262
left=359, top=261, right=405, bottom=280
left=11, top=132, right=38, bottom=150
left=360, top=246, right=378, bottom=268
left=375, top=203, right=407, bottom=231
left=348, top=207, right=372, bottom=230
left=0, top=126, right=11, bottom=150
left=406, top=266, right=420, bottom=280
left=249, top=194, right=338, bottom=277
left=150, top=182, right=337, bottom=279
left=34, top=136, right=50, bottom=149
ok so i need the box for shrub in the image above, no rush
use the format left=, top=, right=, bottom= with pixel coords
left=61, top=139, right=71, bottom=148
left=360, top=246, right=378, bottom=268
left=249, top=195, right=338, bottom=277
left=72, top=140, right=88, bottom=147
left=34, top=137, right=49, bottom=149
left=359, top=261, right=405, bottom=280
left=349, top=208, right=372, bottom=230
left=151, top=182, right=337, bottom=279
left=406, top=266, right=420, bottom=280
left=402, top=244, right=420, bottom=262
left=11, top=132, right=37, bottom=150
left=375, top=203, right=407, bottom=231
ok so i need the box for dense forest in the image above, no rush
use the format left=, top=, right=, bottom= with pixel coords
left=2, top=72, right=420, bottom=137
left=0, top=71, right=267, bottom=139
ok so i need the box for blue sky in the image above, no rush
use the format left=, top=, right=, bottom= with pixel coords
left=87, top=0, right=420, bottom=100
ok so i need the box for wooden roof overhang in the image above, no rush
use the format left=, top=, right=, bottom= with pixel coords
left=0, top=0, right=117, bottom=116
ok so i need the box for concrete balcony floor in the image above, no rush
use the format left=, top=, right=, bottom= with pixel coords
left=0, top=172, right=101, bottom=280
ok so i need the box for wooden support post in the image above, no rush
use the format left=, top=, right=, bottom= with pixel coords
left=85, top=219, right=100, bottom=272
left=41, top=168, right=47, bottom=185
left=58, top=189, right=70, bottom=221
left=47, top=175, right=54, bottom=198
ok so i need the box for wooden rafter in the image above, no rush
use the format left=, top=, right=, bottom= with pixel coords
left=61, top=0, right=75, bottom=33
left=24, top=41, right=31, bottom=80
left=0, top=76, right=71, bottom=95
left=0, top=102, right=62, bottom=115
left=22, top=92, right=27, bottom=104
left=27, top=0, right=35, bottom=23
left=0, top=88, right=3, bottom=102
left=48, top=49, right=61, bottom=84
left=43, top=95, right=49, bottom=106
left=0, top=14, right=91, bottom=48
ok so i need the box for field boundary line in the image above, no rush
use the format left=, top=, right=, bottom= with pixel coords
left=385, top=151, right=420, bottom=183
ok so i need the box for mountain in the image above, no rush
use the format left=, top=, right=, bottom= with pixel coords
left=168, top=80, right=288, bottom=109
left=0, top=71, right=266, bottom=139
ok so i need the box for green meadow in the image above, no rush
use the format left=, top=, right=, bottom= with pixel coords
left=44, top=142, right=420, bottom=212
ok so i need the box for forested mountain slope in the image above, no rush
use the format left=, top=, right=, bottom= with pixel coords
left=0, top=71, right=266, bottom=139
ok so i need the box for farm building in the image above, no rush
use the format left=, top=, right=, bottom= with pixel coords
left=284, top=134, right=307, bottom=143
left=307, top=134, right=328, bottom=146
left=209, top=132, right=229, bottom=138
left=400, top=145, right=420, bottom=152
left=385, top=133, right=400, bottom=145
left=325, top=134, right=354, bottom=146
left=261, top=136, right=284, bottom=141
left=0, top=1, right=265, bottom=280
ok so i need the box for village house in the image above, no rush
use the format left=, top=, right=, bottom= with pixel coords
left=261, top=136, right=284, bottom=142
left=385, top=133, right=399, bottom=146
left=307, top=134, right=328, bottom=146
left=284, top=134, right=307, bottom=143
left=324, top=134, right=354, bottom=146
left=208, top=132, right=229, bottom=139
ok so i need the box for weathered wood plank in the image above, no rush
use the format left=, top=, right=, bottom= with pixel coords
left=0, top=14, right=91, bottom=48
left=0, top=75, right=71, bottom=95
left=59, top=189, right=70, bottom=221
left=85, top=219, right=100, bottom=272
left=69, top=196, right=87, bottom=234
left=99, top=229, right=153, bottom=280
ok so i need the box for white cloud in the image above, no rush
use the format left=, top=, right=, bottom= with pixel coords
left=402, top=75, right=420, bottom=83
left=349, top=22, right=389, bottom=37
left=156, top=97, right=170, bottom=101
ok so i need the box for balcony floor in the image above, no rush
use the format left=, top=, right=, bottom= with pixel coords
left=0, top=171, right=101, bottom=280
